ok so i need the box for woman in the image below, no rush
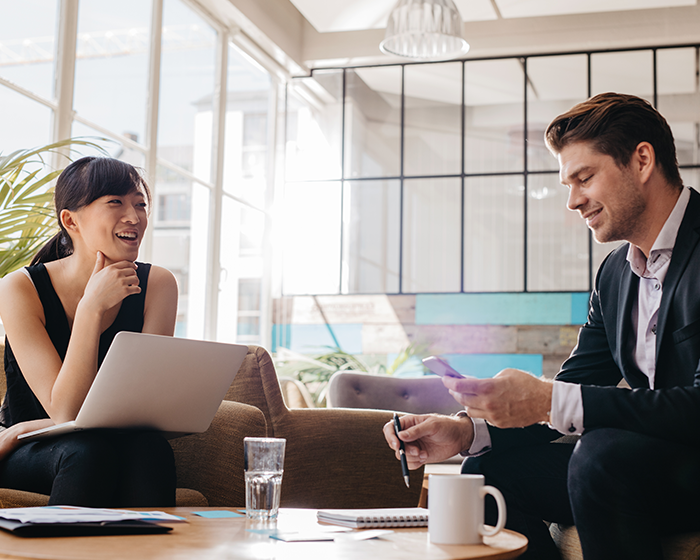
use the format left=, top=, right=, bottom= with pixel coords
left=0, top=156, right=178, bottom=506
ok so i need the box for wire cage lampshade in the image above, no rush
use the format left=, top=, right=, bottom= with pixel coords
left=380, top=0, right=469, bottom=60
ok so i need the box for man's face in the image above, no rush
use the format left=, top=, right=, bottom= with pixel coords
left=558, top=141, right=646, bottom=245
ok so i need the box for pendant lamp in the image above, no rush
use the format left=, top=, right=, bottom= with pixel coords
left=380, top=0, right=469, bottom=60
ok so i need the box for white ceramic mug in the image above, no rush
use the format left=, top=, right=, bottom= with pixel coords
left=428, top=474, right=507, bottom=545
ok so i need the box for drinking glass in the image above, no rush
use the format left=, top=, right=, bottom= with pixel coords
left=244, top=437, right=286, bottom=520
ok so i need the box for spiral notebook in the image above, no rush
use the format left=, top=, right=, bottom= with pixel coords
left=317, top=508, right=429, bottom=528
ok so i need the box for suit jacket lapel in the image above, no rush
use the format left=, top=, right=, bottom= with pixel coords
left=656, top=188, right=700, bottom=362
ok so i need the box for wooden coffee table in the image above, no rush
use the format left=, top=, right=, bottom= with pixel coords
left=0, top=508, right=527, bottom=560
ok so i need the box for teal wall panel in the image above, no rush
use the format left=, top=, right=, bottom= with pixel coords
left=442, top=353, right=543, bottom=378
left=416, top=293, right=590, bottom=325
left=389, top=353, right=544, bottom=378
left=271, top=324, right=363, bottom=354
left=571, top=292, right=590, bottom=325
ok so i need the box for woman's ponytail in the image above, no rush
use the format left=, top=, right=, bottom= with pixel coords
left=30, top=231, right=73, bottom=265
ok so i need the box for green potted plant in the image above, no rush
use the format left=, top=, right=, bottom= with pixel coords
left=0, top=139, right=102, bottom=278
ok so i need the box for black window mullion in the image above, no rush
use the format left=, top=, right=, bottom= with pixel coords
left=398, top=65, right=405, bottom=294
left=339, top=68, right=347, bottom=295
left=284, top=43, right=700, bottom=298
left=523, top=57, right=529, bottom=293
left=460, top=61, right=466, bottom=293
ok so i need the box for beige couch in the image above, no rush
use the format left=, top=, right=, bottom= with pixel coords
left=0, top=343, right=423, bottom=510
left=224, top=345, right=424, bottom=508
left=0, top=339, right=268, bottom=507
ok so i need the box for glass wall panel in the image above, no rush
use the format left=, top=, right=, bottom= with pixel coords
left=286, top=70, right=343, bottom=181
left=283, top=47, right=700, bottom=298
left=0, top=0, right=57, bottom=100
left=282, top=182, right=341, bottom=294
left=591, top=50, right=653, bottom=101
left=239, top=205, right=265, bottom=255
left=0, top=88, right=52, bottom=153
left=222, top=43, right=271, bottom=207
left=528, top=174, right=589, bottom=291
left=404, top=62, right=462, bottom=176
left=217, top=197, right=264, bottom=343
left=74, top=0, right=151, bottom=146
left=403, top=178, right=461, bottom=293
left=657, top=48, right=700, bottom=167
left=342, top=180, right=400, bottom=294
left=153, top=163, right=190, bottom=228
left=151, top=166, right=196, bottom=337
left=183, top=180, right=209, bottom=337
left=465, top=59, right=524, bottom=173
left=70, top=121, right=146, bottom=163
left=345, top=66, right=401, bottom=179
left=526, top=55, right=588, bottom=172
left=237, top=278, right=261, bottom=339
left=155, top=0, right=217, bottom=338
left=463, top=175, right=524, bottom=292
left=158, top=0, right=216, bottom=181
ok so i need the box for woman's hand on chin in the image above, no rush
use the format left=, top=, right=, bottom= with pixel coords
left=0, top=419, right=55, bottom=461
left=80, top=251, right=141, bottom=316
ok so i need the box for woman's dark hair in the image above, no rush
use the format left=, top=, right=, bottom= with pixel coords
left=545, top=92, right=683, bottom=190
left=31, top=157, right=152, bottom=265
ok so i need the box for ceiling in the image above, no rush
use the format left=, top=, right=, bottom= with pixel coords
left=201, top=0, right=700, bottom=74
left=289, top=0, right=696, bottom=34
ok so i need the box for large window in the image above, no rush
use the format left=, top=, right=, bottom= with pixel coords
left=283, top=46, right=700, bottom=295
left=0, top=0, right=58, bottom=152
left=0, top=0, right=276, bottom=346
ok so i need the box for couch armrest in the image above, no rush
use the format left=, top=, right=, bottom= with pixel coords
left=171, top=400, right=267, bottom=507
left=274, top=408, right=424, bottom=509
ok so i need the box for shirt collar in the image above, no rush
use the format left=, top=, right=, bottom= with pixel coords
left=626, top=187, right=690, bottom=277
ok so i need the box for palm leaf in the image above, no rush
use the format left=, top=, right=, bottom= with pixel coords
left=0, top=138, right=108, bottom=277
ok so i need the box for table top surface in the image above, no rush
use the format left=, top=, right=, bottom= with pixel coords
left=0, top=508, right=527, bottom=560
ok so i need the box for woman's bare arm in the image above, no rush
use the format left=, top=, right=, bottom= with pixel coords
left=0, top=254, right=144, bottom=423
left=0, top=419, right=55, bottom=462
left=142, top=265, right=178, bottom=336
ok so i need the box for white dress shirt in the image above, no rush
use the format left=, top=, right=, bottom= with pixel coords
left=466, top=187, right=690, bottom=455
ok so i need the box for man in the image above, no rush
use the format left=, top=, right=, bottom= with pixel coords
left=384, top=92, right=700, bottom=560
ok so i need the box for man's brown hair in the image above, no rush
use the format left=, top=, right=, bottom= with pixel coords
left=545, top=92, right=683, bottom=190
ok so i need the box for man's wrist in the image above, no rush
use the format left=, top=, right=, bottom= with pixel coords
left=540, top=378, right=554, bottom=424
left=453, top=410, right=475, bottom=451
left=549, top=381, right=584, bottom=435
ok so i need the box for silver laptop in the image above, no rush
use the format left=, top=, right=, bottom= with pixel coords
left=19, top=332, right=248, bottom=441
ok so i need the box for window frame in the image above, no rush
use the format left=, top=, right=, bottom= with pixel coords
left=284, top=44, right=700, bottom=296
left=0, top=0, right=280, bottom=348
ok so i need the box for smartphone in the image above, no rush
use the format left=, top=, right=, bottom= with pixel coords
left=422, top=356, right=467, bottom=379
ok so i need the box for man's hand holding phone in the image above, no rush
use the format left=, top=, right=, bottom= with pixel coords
left=432, top=363, right=553, bottom=429
left=422, top=356, right=472, bottom=379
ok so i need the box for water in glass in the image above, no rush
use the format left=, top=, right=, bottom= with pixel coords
left=245, top=471, right=283, bottom=519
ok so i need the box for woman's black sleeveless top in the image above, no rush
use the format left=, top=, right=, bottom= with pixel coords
left=0, top=262, right=151, bottom=427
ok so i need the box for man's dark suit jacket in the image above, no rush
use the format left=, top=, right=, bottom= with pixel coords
left=490, top=186, right=700, bottom=449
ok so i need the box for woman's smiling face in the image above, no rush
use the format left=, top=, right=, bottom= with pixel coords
left=64, top=188, right=149, bottom=263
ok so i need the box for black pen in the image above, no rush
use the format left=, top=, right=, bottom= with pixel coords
left=393, top=412, right=410, bottom=488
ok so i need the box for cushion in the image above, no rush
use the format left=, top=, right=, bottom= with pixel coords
left=550, top=523, right=700, bottom=560
left=0, top=488, right=207, bottom=508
